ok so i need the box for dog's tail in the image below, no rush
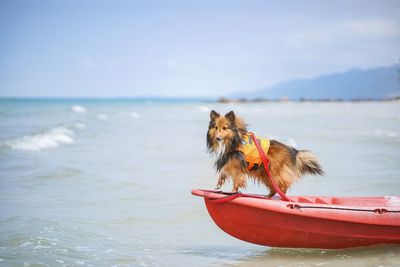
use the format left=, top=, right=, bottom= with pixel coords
left=295, top=150, right=324, bottom=177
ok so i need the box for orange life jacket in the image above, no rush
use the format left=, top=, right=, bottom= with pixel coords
left=238, top=133, right=270, bottom=171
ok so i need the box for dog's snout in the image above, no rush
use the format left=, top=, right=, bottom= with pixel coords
left=216, top=136, right=223, bottom=141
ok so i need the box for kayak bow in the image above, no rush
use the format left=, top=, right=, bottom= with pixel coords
left=192, top=189, right=400, bottom=249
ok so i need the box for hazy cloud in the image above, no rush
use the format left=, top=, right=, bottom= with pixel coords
left=286, top=18, right=400, bottom=49
left=0, top=0, right=399, bottom=97
left=343, top=18, right=400, bottom=38
left=81, top=58, right=97, bottom=70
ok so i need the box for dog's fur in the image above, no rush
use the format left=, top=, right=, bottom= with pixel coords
left=207, top=110, right=324, bottom=197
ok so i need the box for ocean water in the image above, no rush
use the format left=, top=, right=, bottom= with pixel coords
left=0, top=99, right=399, bottom=267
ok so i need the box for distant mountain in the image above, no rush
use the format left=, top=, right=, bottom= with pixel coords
left=232, top=65, right=400, bottom=100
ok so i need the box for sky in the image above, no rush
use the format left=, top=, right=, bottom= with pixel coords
left=0, top=0, right=399, bottom=98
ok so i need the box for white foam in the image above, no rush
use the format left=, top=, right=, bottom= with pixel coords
left=33, top=245, right=50, bottom=250
left=6, top=126, right=75, bottom=152
left=96, top=114, right=108, bottom=120
left=19, top=242, right=33, bottom=248
left=373, top=129, right=398, bottom=138
left=198, top=106, right=211, bottom=113
left=71, top=105, right=87, bottom=114
left=361, top=129, right=398, bottom=139
left=130, top=112, right=140, bottom=118
left=73, top=122, right=86, bottom=129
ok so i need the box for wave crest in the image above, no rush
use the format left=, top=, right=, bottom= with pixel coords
left=5, top=126, right=75, bottom=152
left=71, top=106, right=87, bottom=114
left=96, top=114, right=108, bottom=120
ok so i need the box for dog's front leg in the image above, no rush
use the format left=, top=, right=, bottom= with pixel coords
left=223, top=158, right=247, bottom=193
left=231, top=173, right=247, bottom=193
left=215, top=172, right=227, bottom=190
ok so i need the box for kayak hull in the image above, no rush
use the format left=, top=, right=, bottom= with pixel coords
left=192, top=189, right=400, bottom=249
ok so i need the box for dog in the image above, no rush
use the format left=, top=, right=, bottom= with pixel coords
left=207, top=110, right=323, bottom=197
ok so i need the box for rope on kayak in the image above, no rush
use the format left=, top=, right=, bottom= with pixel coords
left=209, top=193, right=400, bottom=213
left=210, top=192, right=242, bottom=203
left=208, top=190, right=277, bottom=203
left=287, top=204, right=400, bottom=213
left=250, top=132, right=293, bottom=202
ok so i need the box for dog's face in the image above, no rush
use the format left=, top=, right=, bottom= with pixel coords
left=207, top=110, right=239, bottom=154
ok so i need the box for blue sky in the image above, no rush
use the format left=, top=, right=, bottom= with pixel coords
left=0, top=0, right=399, bottom=97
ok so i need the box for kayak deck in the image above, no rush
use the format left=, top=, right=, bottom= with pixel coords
left=192, top=189, right=400, bottom=249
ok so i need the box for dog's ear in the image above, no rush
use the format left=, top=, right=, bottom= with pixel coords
left=210, top=110, right=220, bottom=120
left=225, top=111, right=235, bottom=122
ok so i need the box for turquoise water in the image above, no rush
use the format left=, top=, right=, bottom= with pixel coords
left=0, top=99, right=399, bottom=266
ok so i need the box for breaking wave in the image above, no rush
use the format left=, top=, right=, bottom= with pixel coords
left=71, top=106, right=87, bottom=114
left=96, top=114, right=108, bottom=120
left=4, top=125, right=76, bottom=152
left=197, top=106, right=211, bottom=113
left=361, top=129, right=399, bottom=139
left=73, top=122, right=86, bottom=129
left=372, top=129, right=398, bottom=138
left=116, top=111, right=140, bottom=118
left=129, top=112, right=140, bottom=118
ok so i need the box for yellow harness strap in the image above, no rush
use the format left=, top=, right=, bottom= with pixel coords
left=238, top=133, right=270, bottom=171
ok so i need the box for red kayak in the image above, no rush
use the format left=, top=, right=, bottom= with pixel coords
left=192, top=189, right=400, bottom=249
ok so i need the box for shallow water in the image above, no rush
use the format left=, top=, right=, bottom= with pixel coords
left=0, top=99, right=399, bottom=266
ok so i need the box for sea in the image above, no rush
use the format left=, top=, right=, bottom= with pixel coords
left=0, top=98, right=399, bottom=267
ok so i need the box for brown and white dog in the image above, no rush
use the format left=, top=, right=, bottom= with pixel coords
left=207, top=110, right=323, bottom=197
